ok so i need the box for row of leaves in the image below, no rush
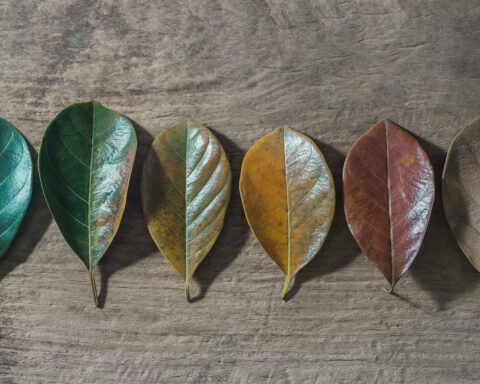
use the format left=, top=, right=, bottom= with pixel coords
left=0, top=101, right=477, bottom=306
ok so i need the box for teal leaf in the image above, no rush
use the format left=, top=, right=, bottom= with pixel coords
left=0, top=118, right=33, bottom=258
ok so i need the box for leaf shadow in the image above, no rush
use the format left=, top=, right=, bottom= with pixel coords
left=386, top=290, right=421, bottom=308
left=400, top=125, right=480, bottom=311
left=97, top=120, right=157, bottom=308
left=0, top=138, right=52, bottom=282
left=188, top=128, right=249, bottom=302
left=283, top=139, right=360, bottom=301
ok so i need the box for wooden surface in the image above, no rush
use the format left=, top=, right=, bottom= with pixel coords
left=0, top=1, right=479, bottom=383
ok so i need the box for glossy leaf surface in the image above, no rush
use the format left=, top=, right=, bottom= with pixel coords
left=0, top=118, right=32, bottom=258
left=343, top=120, right=434, bottom=289
left=38, top=101, right=137, bottom=306
left=443, top=117, right=480, bottom=271
left=240, top=126, right=335, bottom=298
left=141, top=120, right=231, bottom=301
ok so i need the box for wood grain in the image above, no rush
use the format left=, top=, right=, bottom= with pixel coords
left=0, top=0, right=480, bottom=383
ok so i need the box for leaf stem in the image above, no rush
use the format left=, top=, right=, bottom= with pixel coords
left=185, top=282, right=191, bottom=302
left=89, top=270, right=99, bottom=307
left=281, top=275, right=292, bottom=299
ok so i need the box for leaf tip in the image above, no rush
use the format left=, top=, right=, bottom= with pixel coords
left=183, top=118, right=199, bottom=128
left=275, top=125, right=290, bottom=134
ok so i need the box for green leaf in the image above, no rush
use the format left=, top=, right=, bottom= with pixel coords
left=38, top=101, right=137, bottom=306
left=0, top=118, right=33, bottom=258
left=141, top=119, right=232, bottom=301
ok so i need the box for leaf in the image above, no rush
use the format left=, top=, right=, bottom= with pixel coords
left=38, top=101, right=137, bottom=306
left=239, top=126, right=335, bottom=298
left=0, top=118, right=33, bottom=258
left=141, top=119, right=232, bottom=301
left=443, top=117, right=480, bottom=271
left=343, top=119, right=434, bottom=290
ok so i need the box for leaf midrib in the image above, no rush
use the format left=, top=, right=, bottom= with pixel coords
left=283, top=127, right=291, bottom=280
left=385, top=121, right=395, bottom=287
left=88, top=101, right=95, bottom=271
left=0, top=129, right=14, bottom=159
left=185, top=121, right=190, bottom=285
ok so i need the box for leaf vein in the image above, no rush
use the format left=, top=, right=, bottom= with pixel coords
left=0, top=147, right=25, bottom=188
left=43, top=182, right=88, bottom=228
left=0, top=130, right=14, bottom=159
left=58, top=135, right=90, bottom=168
left=69, top=110, right=90, bottom=143
left=0, top=171, right=30, bottom=217
left=286, top=145, right=313, bottom=187
left=187, top=177, right=229, bottom=230
left=187, top=152, right=222, bottom=206
left=187, top=204, right=226, bottom=244
left=290, top=176, right=323, bottom=213
left=44, top=143, right=88, bottom=204
left=0, top=215, right=22, bottom=239
left=187, top=136, right=211, bottom=179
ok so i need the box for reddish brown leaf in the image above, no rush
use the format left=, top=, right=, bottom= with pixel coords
left=343, top=120, right=434, bottom=289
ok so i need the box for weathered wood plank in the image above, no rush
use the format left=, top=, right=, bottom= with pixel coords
left=1, top=0, right=480, bottom=382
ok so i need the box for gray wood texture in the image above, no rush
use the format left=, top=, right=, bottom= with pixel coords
left=1, top=0, right=479, bottom=383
